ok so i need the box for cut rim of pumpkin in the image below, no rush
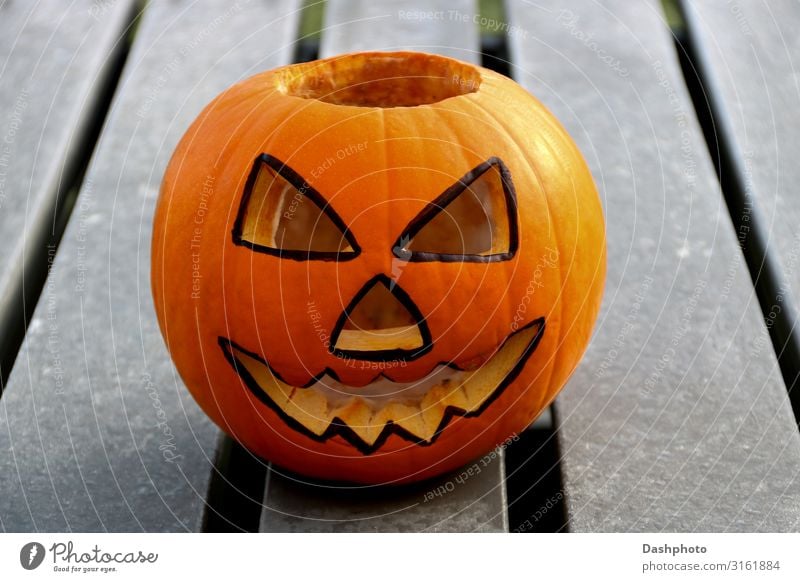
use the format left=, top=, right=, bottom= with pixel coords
left=274, top=52, right=482, bottom=108
left=219, top=318, right=544, bottom=453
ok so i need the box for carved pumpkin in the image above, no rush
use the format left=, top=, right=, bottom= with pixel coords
left=152, top=52, right=605, bottom=484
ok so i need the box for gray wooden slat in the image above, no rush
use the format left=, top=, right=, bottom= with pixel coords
left=0, top=0, right=137, bottom=376
left=260, top=0, right=508, bottom=533
left=681, top=0, right=800, bottom=398
left=506, top=0, right=800, bottom=531
left=319, top=0, right=480, bottom=63
left=0, top=0, right=301, bottom=532
left=261, top=455, right=507, bottom=532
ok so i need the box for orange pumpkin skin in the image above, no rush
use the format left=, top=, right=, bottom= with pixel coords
left=151, top=52, right=605, bottom=484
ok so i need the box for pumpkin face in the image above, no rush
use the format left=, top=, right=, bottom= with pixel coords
left=152, top=52, right=605, bottom=484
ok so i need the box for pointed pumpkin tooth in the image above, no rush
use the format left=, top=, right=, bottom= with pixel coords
left=329, top=397, right=366, bottom=424
left=235, top=350, right=292, bottom=409
left=465, top=354, right=515, bottom=409
left=285, top=388, right=330, bottom=436
left=420, top=387, right=452, bottom=434
left=381, top=402, right=436, bottom=443
left=440, top=381, right=470, bottom=410
left=462, top=368, right=496, bottom=410
left=263, top=378, right=293, bottom=411
left=330, top=398, right=381, bottom=446
left=370, top=403, right=394, bottom=432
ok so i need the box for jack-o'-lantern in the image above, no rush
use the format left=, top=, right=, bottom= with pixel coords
left=152, top=52, right=605, bottom=484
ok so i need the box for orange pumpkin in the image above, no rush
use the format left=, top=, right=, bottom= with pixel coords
left=152, top=51, right=605, bottom=484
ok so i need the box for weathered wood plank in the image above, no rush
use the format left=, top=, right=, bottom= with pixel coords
left=0, top=0, right=137, bottom=380
left=319, top=0, right=480, bottom=63
left=259, top=0, right=508, bottom=533
left=681, top=0, right=800, bottom=411
left=0, top=0, right=300, bottom=532
left=261, top=454, right=507, bottom=532
left=507, top=0, right=800, bottom=531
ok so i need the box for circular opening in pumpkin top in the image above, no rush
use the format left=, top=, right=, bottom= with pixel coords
left=276, top=52, right=481, bottom=107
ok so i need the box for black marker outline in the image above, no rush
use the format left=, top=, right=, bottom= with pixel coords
left=329, top=274, right=433, bottom=362
left=392, top=157, right=519, bottom=263
left=232, top=153, right=361, bottom=261
left=218, top=317, right=544, bottom=455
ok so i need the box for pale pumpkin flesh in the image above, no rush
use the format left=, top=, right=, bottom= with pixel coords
left=220, top=319, right=544, bottom=452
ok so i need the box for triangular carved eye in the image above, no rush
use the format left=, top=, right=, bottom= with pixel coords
left=392, top=157, right=518, bottom=263
left=233, top=154, right=360, bottom=261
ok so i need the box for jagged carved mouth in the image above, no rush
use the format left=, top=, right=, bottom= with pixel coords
left=219, top=318, right=544, bottom=454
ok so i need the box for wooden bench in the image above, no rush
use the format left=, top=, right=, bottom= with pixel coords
left=0, top=0, right=137, bottom=385
left=1, top=0, right=798, bottom=532
left=507, top=0, right=800, bottom=531
left=680, top=0, right=800, bottom=421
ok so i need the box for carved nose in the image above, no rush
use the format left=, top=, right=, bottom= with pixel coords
left=330, top=275, right=432, bottom=362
